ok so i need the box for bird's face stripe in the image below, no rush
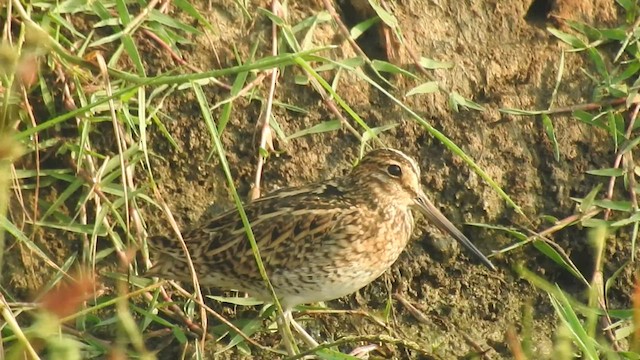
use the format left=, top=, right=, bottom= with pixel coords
left=384, top=148, right=420, bottom=177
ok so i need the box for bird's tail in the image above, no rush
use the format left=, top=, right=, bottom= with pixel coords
left=143, top=235, right=189, bottom=281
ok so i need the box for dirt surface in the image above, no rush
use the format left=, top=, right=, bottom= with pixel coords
left=4, top=0, right=630, bottom=359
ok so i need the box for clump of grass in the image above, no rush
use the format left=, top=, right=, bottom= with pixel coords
left=485, top=1, right=640, bottom=358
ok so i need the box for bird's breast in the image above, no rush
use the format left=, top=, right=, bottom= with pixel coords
left=263, top=205, right=415, bottom=307
left=327, top=206, right=414, bottom=287
left=364, top=206, right=414, bottom=271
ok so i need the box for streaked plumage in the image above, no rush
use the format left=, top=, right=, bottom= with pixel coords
left=147, top=149, right=495, bottom=309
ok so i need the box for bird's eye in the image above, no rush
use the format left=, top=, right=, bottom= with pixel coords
left=387, top=164, right=402, bottom=177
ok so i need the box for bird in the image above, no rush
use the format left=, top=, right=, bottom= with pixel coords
left=146, top=148, right=495, bottom=352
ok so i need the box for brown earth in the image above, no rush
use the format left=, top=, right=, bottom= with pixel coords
left=4, top=0, right=631, bottom=359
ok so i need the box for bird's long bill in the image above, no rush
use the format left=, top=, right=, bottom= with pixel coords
left=415, top=191, right=496, bottom=271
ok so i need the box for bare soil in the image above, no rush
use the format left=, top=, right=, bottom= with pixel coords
left=4, top=0, right=630, bottom=359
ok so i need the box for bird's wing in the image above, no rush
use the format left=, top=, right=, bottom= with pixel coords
left=148, top=181, right=358, bottom=280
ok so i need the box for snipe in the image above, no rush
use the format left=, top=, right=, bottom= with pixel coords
left=147, top=148, right=495, bottom=352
